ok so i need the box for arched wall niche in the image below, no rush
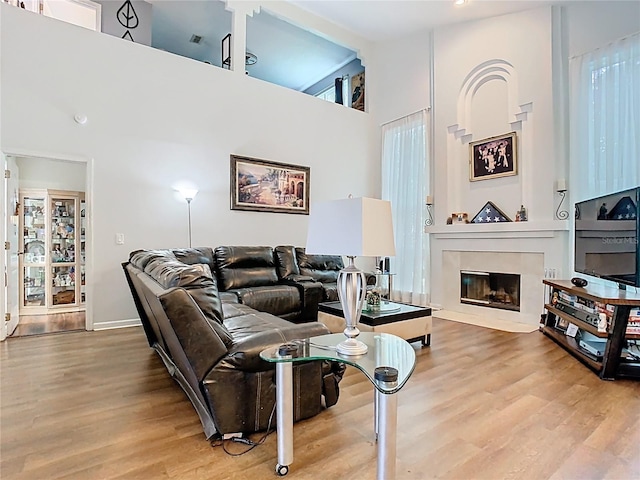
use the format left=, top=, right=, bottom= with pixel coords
left=445, top=58, right=534, bottom=216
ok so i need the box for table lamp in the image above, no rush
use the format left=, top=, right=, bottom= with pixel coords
left=306, top=197, right=396, bottom=355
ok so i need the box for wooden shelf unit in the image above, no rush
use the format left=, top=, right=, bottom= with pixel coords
left=541, top=279, right=640, bottom=380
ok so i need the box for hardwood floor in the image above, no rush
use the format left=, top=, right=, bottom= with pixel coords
left=11, top=312, right=85, bottom=337
left=1, top=319, right=639, bottom=480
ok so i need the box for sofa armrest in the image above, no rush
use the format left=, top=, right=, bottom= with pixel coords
left=219, top=322, right=330, bottom=372
left=283, top=274, right=315, bottom=282
left=158, top=287, right=230, bottom=381
left=280, top=279, right=323, bottom=322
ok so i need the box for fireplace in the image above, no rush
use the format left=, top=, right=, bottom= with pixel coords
left=460, top=270, right=521, bottom=312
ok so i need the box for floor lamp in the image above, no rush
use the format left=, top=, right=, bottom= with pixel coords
left=306, top=197, right=396, bottom=355
left=179, top=189, right=198, bottom=248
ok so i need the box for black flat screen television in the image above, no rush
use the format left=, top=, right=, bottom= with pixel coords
left=574, top=187, right=640, bottom=288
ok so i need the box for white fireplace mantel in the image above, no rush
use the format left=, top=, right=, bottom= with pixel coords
left=426, top=220, right=569, bottom=238
left=428, top=219, right=571, bottom=327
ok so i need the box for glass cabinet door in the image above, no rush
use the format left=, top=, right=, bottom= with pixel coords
left=51, top=197, right=76, bottom=264
left=50, top=196, right=77, bottom=307
left=80, top=197, right=86, bottom=304
left=52, top=265, right=76, bottom=305
left=22, top=196, right=46, bottom=307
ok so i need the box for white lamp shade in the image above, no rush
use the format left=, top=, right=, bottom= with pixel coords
left=306, top=197, right=396, bottom=257
left=179, top=188, right=198, bottom=201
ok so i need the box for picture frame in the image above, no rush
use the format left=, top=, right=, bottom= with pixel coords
left=555, top=316, right=569, bottom=332
left=469, top=132, right=517, bottom=182
left=230, top=155, right=310, bottom=215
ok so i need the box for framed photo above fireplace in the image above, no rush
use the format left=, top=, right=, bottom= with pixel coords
left=469, top=132, right=517, bottom=182
left=230, top=155, right=310, bottom=215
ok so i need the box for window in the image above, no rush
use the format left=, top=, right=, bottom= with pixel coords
left=381, top=110, right=430, bottom=306
left=570, top=33, right=640, bottom=201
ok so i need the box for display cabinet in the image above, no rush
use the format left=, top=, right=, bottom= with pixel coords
left=21, top=194, right=47, bottom=309
left=19, top=189, right=86, bottom=314
left=80, top=196, right=86, bottom=304
left=541, top=279, right=640, bottom=380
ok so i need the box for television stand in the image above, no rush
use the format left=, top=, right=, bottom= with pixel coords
left=541, top=279, right=640, bottom=380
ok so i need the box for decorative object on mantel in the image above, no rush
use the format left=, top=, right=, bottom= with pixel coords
left=448, top=212, right=470, bottom=224
left=515, top=204, right=527, bottom=222
left=605, top=195, right=637, bottom=220
left=469, top=132, right=517, bottom=182
left=425, top=195, right=433, bottom=226
left=471, top=201, right=512, bottom=223
left=555, top=179, right=569, bottom=220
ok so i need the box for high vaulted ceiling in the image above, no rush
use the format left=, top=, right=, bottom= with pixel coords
left=149, top=0, right=575, bottom=94
left=290, top=0, right=561, bottom=41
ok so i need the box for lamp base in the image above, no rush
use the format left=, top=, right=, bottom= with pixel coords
left=336, top=337, right=368, bottom=356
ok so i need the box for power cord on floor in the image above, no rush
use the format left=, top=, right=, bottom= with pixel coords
left=211, top=400, right=277, bottom=456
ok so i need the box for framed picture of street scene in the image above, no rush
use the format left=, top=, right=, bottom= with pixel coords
left=469, top=132, right=517, bottom=182
left=230, top=155, right=310, bottom=215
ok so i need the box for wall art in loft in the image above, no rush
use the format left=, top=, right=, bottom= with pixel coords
left=99, top=0, right=151, bottom=46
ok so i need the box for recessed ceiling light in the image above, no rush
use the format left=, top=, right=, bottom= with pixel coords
left=455, top=0, right=466, bottom=5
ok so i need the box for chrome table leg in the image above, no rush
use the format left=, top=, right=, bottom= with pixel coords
left=275, top=360, right=293, bottom=476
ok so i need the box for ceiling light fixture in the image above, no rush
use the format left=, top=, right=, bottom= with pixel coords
left=455, top=0, right=466, bottom=5
left=245, top=52, right=257, bottom=66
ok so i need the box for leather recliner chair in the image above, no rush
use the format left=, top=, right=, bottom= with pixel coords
left=214, top=245, right=323, bottom=322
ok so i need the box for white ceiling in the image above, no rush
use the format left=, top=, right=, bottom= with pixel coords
left=148, top=0, right=574, bottom=94
left=291, top=0, right=560, bottom=41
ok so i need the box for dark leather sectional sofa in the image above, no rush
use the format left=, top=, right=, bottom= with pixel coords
left=122, top=245, right=347, bottom=440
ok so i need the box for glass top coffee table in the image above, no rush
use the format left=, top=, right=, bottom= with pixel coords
left=261, top=332, right=416, bottom=479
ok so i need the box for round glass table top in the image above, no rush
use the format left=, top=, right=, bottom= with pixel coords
left=260, top=332, right=416, bottom=394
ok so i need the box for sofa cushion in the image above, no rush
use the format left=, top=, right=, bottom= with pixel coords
left=171, top=247, right=216, bottom=272
left=143, top=258, right=226, bottom=329
left=295, top=248, right=343, bottom=284
left=274, top=245, right=300, bottom=279
left=222, top=314, right=331, bottom=371
left=233, top=285, right=300, bottom=317
left=222, top=302, right=259, bottom=320
left=129, top=249, right=175, bottom=270
left=215, top=246, right=279, bottom=290
left=322, top=284, right=340, bottom=302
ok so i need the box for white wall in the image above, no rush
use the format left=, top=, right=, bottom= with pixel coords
left=16, top=156, right=86, bottom=192
left=564, top=1, right=640, bottom=57
left=366, top=1, right=639, bottom=310
left=433, top=6, right=556, bottom=224
left=0, top=4, right=377, bottom=328
left=368, top=28, right=431, bottom=127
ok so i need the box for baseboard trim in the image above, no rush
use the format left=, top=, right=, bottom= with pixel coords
left=433, top=310, right=537, bottom=333
left=93, top=318, right=141, bottom=331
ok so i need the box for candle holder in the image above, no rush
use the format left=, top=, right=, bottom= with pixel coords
left=425, top=196, right=434, bottom=227
left=556, top=190, right=568, bottom=220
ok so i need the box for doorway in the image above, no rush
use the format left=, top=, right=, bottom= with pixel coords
left=4, top=155, right=89, bottom=338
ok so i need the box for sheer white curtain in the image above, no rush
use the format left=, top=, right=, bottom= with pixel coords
left=570, top=32, right=640, bottom=201
left=381, top=110, right=429, bottom=306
